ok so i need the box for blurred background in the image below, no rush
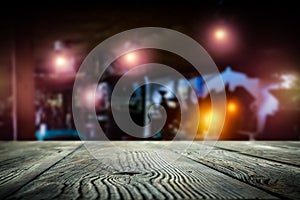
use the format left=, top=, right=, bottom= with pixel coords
left=0, top=1, right=299, bottom=141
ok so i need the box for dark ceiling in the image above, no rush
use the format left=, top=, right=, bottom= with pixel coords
left=0, top=1, right=299, bottom=83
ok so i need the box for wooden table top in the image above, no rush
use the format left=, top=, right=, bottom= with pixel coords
left=0, top=141, right=299, bottom=199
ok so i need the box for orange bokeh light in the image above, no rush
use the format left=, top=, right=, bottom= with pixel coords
left=227, top=102, right=237, bottom=113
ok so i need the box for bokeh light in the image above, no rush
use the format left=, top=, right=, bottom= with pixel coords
left=83, top=88, right=96, bottom=109
left=280, top=74, right=297, bottom=89
left=227, top=102, right=237, bottom=113
left=206, top=24, right=238, bottom=55
left=214, top=29, right=227, bottom=41
left=124, top=52, right=138, bottom=64
left=55, top=55, right=68, bottom=68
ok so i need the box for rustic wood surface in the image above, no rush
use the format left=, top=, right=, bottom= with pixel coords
left=0, top=142, right=82, bottom=198
left=0, top=141, right=299, bottom=200
left=158, top=141, right=300, bottom=199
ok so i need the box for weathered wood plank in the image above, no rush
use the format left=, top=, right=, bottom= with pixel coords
left=6, top=142, right=277, bottom=200
left=0, top=141, right=82, bottom=199
left=209, top=141, right=300, bottom=166
left=252, top=141, right=300, bottom=149
left=163, top=142, right=300, bottom=199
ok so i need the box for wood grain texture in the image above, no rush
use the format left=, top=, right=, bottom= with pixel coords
left=164, top=142, right=300, bottom=200
left=0, top=141, right=82, bottom=199
left=209, top=141, right=300, bottom=167
left=5, top=142, right=277, bottom=200
left=256, top=141, right=300, bottom=148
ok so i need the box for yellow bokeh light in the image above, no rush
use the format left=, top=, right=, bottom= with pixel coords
left=204, top=112, right=212, bottom=124
left=204, top=111, right=217, bottom=130
left=227, top=102, right=237, bottom=113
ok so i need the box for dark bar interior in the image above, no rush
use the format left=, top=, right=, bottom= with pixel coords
left=1, top=1, right=299, bottom=141
left=0, top=2, right=300, bottom=199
